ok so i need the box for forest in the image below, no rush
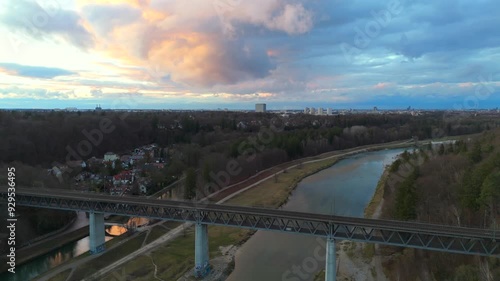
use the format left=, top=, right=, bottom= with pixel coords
left=380, top=130, right=500, bottom=281
left=1, top=109, right=497, bottom=167
left=0, top=109, right=499, bottom=256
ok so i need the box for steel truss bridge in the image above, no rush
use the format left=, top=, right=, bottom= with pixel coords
left=1, top=187, right=499, bottom=280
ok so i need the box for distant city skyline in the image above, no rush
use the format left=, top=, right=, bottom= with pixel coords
left=0, top=0, right=499, bottom=109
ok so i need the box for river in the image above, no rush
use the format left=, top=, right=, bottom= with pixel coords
left=227, top=148, right=406, bottom=281
left=0, top=234, right=113, bottom=281
left=1, top=148, right=405, bottom=281
left=0, top=212, right=144, bottom=281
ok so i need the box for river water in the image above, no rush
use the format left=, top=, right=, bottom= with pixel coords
left=227, top=148, right=405, bottom=281
left=0, top=234, right=113, bottom=281
left=1, top=148, right=405, bottom=281
left=0, top=210, right=132, bottom=281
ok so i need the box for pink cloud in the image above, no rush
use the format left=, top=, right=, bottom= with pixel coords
left=373, top=82, right=392, bottom=89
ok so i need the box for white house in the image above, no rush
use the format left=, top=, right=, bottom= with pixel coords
left=104, top=152, right=119, bottom=162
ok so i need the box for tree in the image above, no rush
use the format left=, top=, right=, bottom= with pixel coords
left=460, top=168, right=482, bottom=211
left=426, top=142, right=432, bottom=152
left=478, top=171, right=500, bottom=225
left=468, top=141, right=482, bottom=163
left=184, top=168, right=197, bottom=200
left=389, top=159, right=402, bottom=173
left=394, top=168, right=419, bottom=221
left=438, top=144, right=445, bottom=155
left=446, top=143, right=454, bottom=154
left=202, top=162, right=211, bottom=184
left=453, top=265, right=479, bottom=281
left=401, top=150, right=410, bottom=162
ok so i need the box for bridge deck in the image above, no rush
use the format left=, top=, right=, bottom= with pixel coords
left=1, top=187, right=499, bottom=257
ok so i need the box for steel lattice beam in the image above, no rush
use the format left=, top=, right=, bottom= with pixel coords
left=1, top=188, right=499, bottom=257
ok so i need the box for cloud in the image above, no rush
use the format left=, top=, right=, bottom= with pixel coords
left=0, top=63, right=76, bottom=78
left=0, top=0, right=94, bottom=49
left=78, top=0, right=278, bottom=87
left=222, top=1, right=314, bottom=35
left=1, top=0, right=500, bottom=108
left=82, top=4, right=142, bottom=36
left=0, top=86, right=75, bottom=100
left=146, top=33, right=274, bottom=86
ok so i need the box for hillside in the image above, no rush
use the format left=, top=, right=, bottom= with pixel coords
left=378, top=130, right=500, bottom=281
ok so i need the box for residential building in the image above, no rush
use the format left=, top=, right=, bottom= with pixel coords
left=237, top=121, right=247, bottom=130
left=255, top=103, right=266, bottom=113
left=104, top=152, right=119, bottom=162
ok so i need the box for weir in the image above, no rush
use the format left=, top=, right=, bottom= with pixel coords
left=89, top=212, right=106, bottom=254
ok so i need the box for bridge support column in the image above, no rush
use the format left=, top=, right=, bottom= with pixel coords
left=89, top=212, right=106, bottom=254
left=325, top=237, right=336, bottom=281
left=194, top=223, right=210, bottom=278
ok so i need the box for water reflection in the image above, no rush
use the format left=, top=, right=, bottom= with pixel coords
left=128, top=217, right=149, bottom=227
left=105, top=217, right=149, bottom=236
left=228, top=148, right=405, bottom=281
left=0, top=236, right=112, bottom=281
left=107, top=225, right=128, bottom=236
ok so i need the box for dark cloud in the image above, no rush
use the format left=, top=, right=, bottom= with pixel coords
left=0, top=63, right=76, bottom=78
left=0, top=0, right=94, bottom=49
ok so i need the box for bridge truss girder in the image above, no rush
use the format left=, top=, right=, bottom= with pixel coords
left=3, top=193, right=499, bottom=257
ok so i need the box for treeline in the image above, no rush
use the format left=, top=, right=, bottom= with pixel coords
left=381, top=131, right=500, bottom=280
left=1, top=110, right=498, bottom=199
left=387, top=135, right=500, bottom=228
left=1, top=110, right=498, bottom=167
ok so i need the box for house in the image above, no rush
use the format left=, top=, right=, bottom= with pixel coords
left=67, top=160, right=86, bottom=169
left=154, top=158, right=165, bottom=164
left=120, top=155, right=133, bottom=167
left=131, top=154, right=144, bottom=162
left=50, top=166, right=63, bottom=181
left=237, top=121, right=247, bottom=130
left=121, top=155, right=132, bottom=163
left=143, top=162, right=165, bottom=173
left=74, top=172, right=90, bottom=182
left=113, top=170, right=134, bottom=186
left=132, top=148, right=154, bottom=162
left=88, top=157, right=103, bottom=167
left=137, top=178, right=152, bottom=194
left=104, top=152, right=119, bottom=162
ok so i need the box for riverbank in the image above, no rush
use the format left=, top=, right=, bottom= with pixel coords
left=331, top=154, right=395, bottom=281
left=41, top=141, right=413, bottom=281
left=168, top=145, right=410, bottom=281
left=313, top=154, right=399, bottom=281
left=112, top=155, right=343, bottom=281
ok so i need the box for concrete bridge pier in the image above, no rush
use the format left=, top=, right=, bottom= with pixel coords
left=325, top=237, right=336, bottom=281
left=89, top=212, right=106, bottom=254
left=194, top=223, right=210, bottom=277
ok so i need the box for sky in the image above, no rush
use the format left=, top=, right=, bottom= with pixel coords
left=0, top=0, right=499, bottom=110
